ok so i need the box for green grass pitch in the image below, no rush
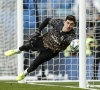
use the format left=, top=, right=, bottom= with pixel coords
left=0, top=81, right=99, bottom=90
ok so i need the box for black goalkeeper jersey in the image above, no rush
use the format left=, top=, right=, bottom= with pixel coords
left=41, top=18, right=76, bottom=53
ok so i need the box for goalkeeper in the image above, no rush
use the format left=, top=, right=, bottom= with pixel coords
left=4, top=15, right=76, bottom=81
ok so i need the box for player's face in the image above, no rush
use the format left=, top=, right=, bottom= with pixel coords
left=62, top=20, right=75, bottom=32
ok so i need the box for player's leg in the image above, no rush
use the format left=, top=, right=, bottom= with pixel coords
left=4, top=43, right=32, bottom=56
left=16, top=49, right=58, bottom=81
left=92, top=59, right=99, bottom=79
left=92, top=52, right=100, bottom=80
left=92, top=46, right=100, bottom=80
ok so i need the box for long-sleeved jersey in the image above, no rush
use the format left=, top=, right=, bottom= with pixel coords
left=39, top=18, right=76, bottom=53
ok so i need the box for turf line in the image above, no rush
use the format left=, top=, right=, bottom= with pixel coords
left=28, top=83, right=96, bottom=90
left=5, top=81, right=97, bottom=90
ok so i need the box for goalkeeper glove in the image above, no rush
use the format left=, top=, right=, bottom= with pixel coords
left=28, top=30, right=41, bottom=43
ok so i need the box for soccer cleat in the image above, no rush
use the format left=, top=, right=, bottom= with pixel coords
left=16, top=72, right=27, bottom=81
left=4, top=50, right=21, bottom=56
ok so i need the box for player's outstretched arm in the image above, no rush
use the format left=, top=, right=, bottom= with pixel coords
left=28, top=18, right=51, bottom=42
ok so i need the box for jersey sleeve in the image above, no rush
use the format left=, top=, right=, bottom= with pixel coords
left=38, top=18, right=51, bottom=32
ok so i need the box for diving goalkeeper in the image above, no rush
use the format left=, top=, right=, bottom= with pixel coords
left=4, top=15, right=76, bottom=81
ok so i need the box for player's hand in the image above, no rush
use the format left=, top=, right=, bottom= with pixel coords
left=28, top=31, right=41, bottom=43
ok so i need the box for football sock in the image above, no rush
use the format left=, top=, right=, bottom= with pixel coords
left=24, top=68, right=28, bottom=75
left=14, top=48, right=21, bottom=52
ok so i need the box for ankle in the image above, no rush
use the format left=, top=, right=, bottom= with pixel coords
left=24, top=68, right=28, bottom=75
left=14, top=48, right=21, bottom=52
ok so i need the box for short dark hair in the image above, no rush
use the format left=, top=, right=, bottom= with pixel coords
left=65, top=15, right=76, bottom=24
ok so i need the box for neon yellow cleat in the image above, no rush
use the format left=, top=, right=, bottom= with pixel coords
left=16, top=72, right=27, bottom=81
left=4, top=50, right=21, bottom=56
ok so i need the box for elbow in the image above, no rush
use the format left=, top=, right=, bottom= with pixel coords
left=45, top=18, right=51, bottom=23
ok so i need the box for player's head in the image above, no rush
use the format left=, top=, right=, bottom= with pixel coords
left=65, top=15, right=76, bottom=24
left=62, top=15, right=76, bottom=32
